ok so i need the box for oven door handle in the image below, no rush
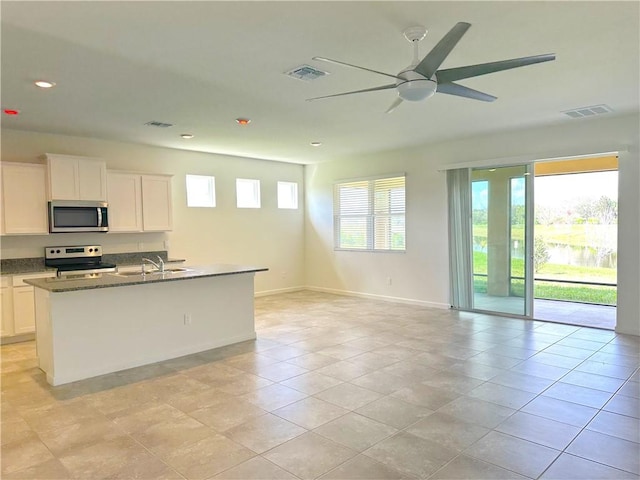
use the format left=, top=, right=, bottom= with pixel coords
left=97, top=207, right=103, bottom=227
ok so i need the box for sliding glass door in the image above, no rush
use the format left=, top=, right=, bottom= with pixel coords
left=470, top=165, right=533, bottom=316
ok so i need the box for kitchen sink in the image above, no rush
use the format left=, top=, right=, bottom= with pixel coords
left=110, top=267, right=192, bottom=277
left=110, top=271, right=144, bottom=277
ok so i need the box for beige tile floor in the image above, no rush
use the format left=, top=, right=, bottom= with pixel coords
left=1, top=290, right=639, bottom=479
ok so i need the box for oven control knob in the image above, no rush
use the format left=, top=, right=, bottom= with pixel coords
left=89, top=248, right=93, bottom=252
left=50, top=249, right=55, bottom=254
left=56, top=249, right=61, bottom=253
left=94, top=248, right=99, bottom=252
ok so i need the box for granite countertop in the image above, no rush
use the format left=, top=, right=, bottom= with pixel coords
left=23, top=264, right=268, bottom=292
left=0, top=252, right=185, bottom=276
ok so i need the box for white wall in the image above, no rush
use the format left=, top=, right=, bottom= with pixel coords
left=305, top=154, right=450, bottom=308
left=1, top=129, right=305, bottom=294
left=616, top=144, right=640, bottom=336
left=305, top=114, right=640, bottom=335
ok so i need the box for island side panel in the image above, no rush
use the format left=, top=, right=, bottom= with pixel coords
left=34, top=287, right=53, bottom=375
left=41, top=273, right=256, bottom=386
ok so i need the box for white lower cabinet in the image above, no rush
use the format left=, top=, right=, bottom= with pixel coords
left=1, top=272, right=56, bottom=339
left=1, top=277, right=14, bottom=337
left=13, top=286, right=36, bottom=335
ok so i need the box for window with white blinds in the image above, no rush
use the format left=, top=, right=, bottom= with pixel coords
left=334, top=175, right=406, bottom=251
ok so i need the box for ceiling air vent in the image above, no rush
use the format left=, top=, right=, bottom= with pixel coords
left=284, top=64, right=330, bottom=81
left=144, top=121, right=174, bottom=128
left=562, top=104, right=613, bottom=119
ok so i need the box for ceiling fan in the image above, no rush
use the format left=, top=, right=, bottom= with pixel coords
left=307, top=22, right=555, bottom=113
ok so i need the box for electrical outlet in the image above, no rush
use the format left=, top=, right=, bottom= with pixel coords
left=386, top=277, right=392, bottom=286
left=164, top=240, right=170, bottom=250
left=184, top=314, right=191, bottom=325
left=137, top=242, right=144, bottom=251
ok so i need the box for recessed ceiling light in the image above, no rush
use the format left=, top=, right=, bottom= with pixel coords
left=235, top=118, right=251, bottom=126
left=3, top=109, right=20, bottom=116
left=310, top=142, right=322, bottom=147
left=489, top=168, right=497, bottom=172
left=34, top=80, right=56, bottom=89
left=180, top=133, right=194, bottom=139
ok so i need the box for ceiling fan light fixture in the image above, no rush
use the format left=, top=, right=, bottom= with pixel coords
left=397, top=79, right=437, bottom=102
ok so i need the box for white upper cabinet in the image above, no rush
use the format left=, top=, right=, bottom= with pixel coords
left=78, top=158, right=107, bottom=201
left=106, top=172, right=172, bottom=232
left=106, top=172, right=143, bottom=232
left=45, top=154, right=107, bottom=201
left=0, top=162, right=48, bottom=235
left=141, top=175, right=173, bottom=231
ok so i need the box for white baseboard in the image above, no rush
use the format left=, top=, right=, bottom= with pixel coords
left=1, top=332, right=35, bottom=345
left=255, top=286, right=306, bottom=297
left=303, top=285, right=450, bottom=309
left=615, top=324, right=640, bottom=336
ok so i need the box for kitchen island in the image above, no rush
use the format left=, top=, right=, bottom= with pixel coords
left=25, top=265, right=267, bottom=386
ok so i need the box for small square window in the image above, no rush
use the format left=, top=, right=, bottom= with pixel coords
left=277, top=181, right=298, bottom=209
left=186, top=174, right=216, bottom=207
left=236, top=178, right=261, bottom=208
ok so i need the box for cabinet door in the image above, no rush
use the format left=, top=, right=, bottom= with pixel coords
left=1, top=280, right=14, bottom=337
left=13, top=286, right=35, bottom=334
left=1, top=163, right=48, bottom=235
left=47, top=155, right=80, bottom=200
left=107, top=172, right=143, bottom=232
left=141, top=175, right=173, bottom=231
left=78, top=159, right=107, bottom=201
left=0, top=167, right=5, bottom=236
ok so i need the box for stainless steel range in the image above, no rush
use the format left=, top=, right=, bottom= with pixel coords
left=45, top=245, right=117, bottom=277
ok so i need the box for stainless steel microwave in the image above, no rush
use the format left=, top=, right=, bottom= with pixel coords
left=48, top=201, right=109, bottom=233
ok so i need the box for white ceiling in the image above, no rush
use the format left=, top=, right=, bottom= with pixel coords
left=1, top=1, right=638, bottom=164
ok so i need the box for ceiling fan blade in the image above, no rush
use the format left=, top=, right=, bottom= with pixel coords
left=437, top=82, right=497, bottom=102
left=307, top=83, right=397, bottom=101
left=414, top=22, right=471, bottom=79
left=313, top=57, right=404, bottom=80
left=385, top=97, right=404, bottom=113
left=436, top=54, right=556, bottom=83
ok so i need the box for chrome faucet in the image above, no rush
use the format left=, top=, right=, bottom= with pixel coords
left=142, top=256, right=165, bottom=273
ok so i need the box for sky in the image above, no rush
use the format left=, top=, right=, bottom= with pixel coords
left=472, top=171, right=618, bottom=210
left=534, top=171, right=618, bottom=207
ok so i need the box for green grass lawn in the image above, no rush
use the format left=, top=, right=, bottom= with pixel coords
left=473, top=276, right=616, bottom=305
left=473, top=251, right=616, bottom=305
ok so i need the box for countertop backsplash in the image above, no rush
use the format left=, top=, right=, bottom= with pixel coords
left=0, top=257, right=49, bottom=275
